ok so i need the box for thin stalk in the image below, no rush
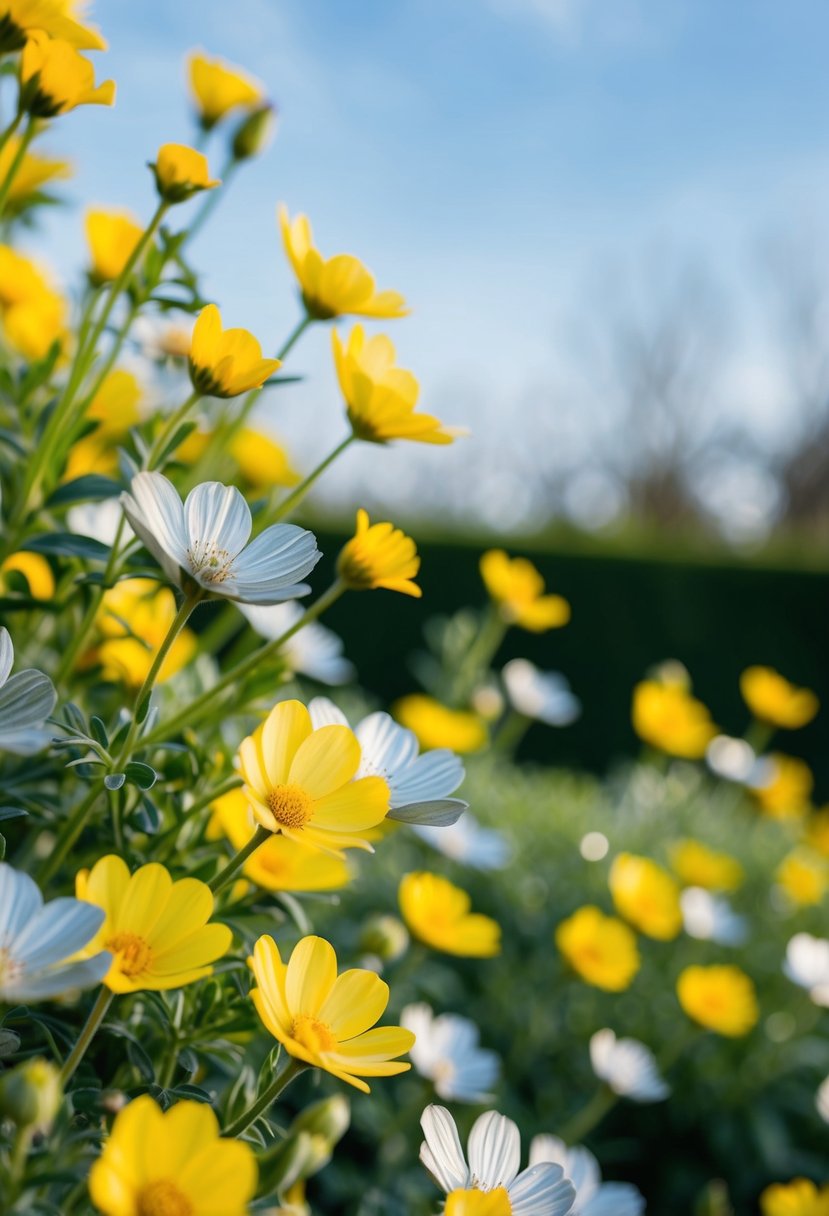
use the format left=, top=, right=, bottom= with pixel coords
left=183, top=154, right=236, bottom=246
left=450, top=606, right=507, bottom=704
left=53, top=513, right=129, bottom=688
left=0, top=108, right=24, bottom=159
left=266, top=434, right=354, bottom=525
left=556, top=1084, right=617, bottom=1145
left=0, top=115, right=36, bottom=218
left=60, top=987, right=113, bottom=1084
left=222, top=1057, right=306, bottom=1138
left=209, top=825, right=270, bottom=894
left=492, top=710, right=531, bottom=755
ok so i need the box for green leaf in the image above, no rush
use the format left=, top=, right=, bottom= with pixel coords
left=104, top=772, right=126, bottom=791
left=24, top=532, right=110, bottom=560
left=125, top=761, right=157, bottom=790
left=47, top=474, right=122, bottom=507
left=0, top=806, right=28, bottom=822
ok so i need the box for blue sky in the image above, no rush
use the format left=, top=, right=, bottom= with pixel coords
left=30, top=0, right=829, bottom=529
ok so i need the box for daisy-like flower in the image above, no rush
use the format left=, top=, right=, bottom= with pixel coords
left=783, top=933, right=829, bottom=1008
left=413, top=814, right=511, bottom=871
left=588, top=1029, right=669, bottom=1103
left=420, top=1105, right=576, bottom=1216
left=0, top=1, right=107, bottom=51
left=84, top=208, right=144, bottom=284
left=609, top=853, right=682, bottom=941
left=241, top=601, right=354, bottom=685
left=20, top=32, right=115, bottom=117
left=480, top=550, right=570, bottom=634
left=399, top=872, right=501, bottom=957
left=402, top=1003, right=500, bottom=1103
left=502, top=659, right=581, bottom=726
left=120, top=471, right=320, bottom=604
left=529, top=1136, right=645, bottom=1216
left=740, top=666, right=819, bottom=730
left=188, top=303, right=281, bottom=398
left=238, top=698, right=389, bottom=855
left=394, top=694, right=488, bottom=754
left=676, top=964, right=759, bottom=1037
left=0, top=863, right=110, bottom=1001
left=555, top=906, right=640, bottom=992
left=279, top=205, right=408, bottom=320
left=337, top=509, right=421, bottom=597
left=150, top=142, right=220, bottom=204
left=680, top=887, right=748, bottom=946
left=309, top=696, right=467, bottom=827
left=249, top=934, right=414, bottom=1092
left=89, top=1094, right=257, bottom=1216
left=188, top=49, right=263, bottom=130
left=76, top=855, right=232, bottom=993
left=632, top=669, right=716, bottom=759
left=0, top=626, right=56, bottom=754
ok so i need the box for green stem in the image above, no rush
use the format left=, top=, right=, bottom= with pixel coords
left=37, top=782, right=104, bottom=885
left=145, top=388, right=202, bottom=468
left=209, top=824, right=270, bottom=894
left=140, top=580, right=345, bottom=748
left=275, top=314, right=313, bottom=363
left=53, top=514, right=129, bottom=688
left=0, top=115, right=35, bottom=218
left=222, top=1057, right=306, bottom=1138
left=492, top=710, right=531, bottom=755
left=0, top=108, right=24, bottom=159
left=60, top=987, right=113, bottom=1084
left=183, top=155, right=236, bottom=246
left=267, top=434, right=354, bottom=525
left=450, top=606, right=507, bottom=704
left=556, top=1084, right=617, bottom=1145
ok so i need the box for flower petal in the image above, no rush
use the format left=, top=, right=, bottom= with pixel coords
left=261, top=700, right=312, bottom=788
left=184, top=481, right=251, bottom=559
left=509, top=1164, right=576, bottom=1216
left=318, top=968, right=389, bottom=1040
left=285, top=935, right=337, bottom=1015
left=289, top=724, right=360, bottom=799
left=468, top=1110, right=521, bottom=1190
left=420, top=1104, right=469, bottom=1193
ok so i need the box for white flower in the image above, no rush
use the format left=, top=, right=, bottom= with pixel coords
left=67, top=499, right=134, bottom=548
left=589, top=1029, right=669, bottom=1103
left=402, top=1003, right=500, bottom=1103
left=0, top=863, right=110, bottom=1001
left=706, top=735, right=766, bottom=785
left=0, top=628, right=56, bottom=755
left=240, top=601, right=354, bottom=685
left=413, top=813, right=511, bottom=871
left=502, top=659, right=581, bottom=726
left=784, top=933, right=829, bottom=1007
left=308, top=697, right=467, bottom=827
left=529, top=1137, right=645, bottom=1216
left=680, top=888, right=748, bottom=947
left=120, top=472, right=321, bottom=604
left=420, top=1105, right=575, bottom=1215
left=817, top=1075, right=829, bottom=1124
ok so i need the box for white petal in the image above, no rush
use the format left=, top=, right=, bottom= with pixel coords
left=468, top=1110, right=521, bottom=1189
left=0, top=863, right=42, bottom=946
left=509, top=1163, right=576, bottom=1216
left=785, top=933, right=829, bottom=990
left=4, top=952, right=112, bottom=1001
left=582, top=1184, right=645, bottom=1216
left=308, top=697, right=350, bottom=729
left=240, top=601, right=301, bottom=640
left=419, top=1104, right=469, bottom=1193
left=228, top=524, right=320, bottom=604
left=184, top=481, right=251, bottom=557
left=388, top=798, right=468, bottom=826
left=590, top=1029, right=669, bottom=1103
left=0, top=628, right=13, bottom=687
left=13, top=899, right=104, bottom=969
left=389, top=748, right=465, bottom=805
left=356, top=713, right=418, bottom=781
left=121, top=472, right=188, bottom=581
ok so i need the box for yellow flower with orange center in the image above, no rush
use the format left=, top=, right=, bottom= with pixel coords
left=337, top=509, right=421, bottom=597
left=20, top=31, right=115, bottom=116
left=479, top=549, right=570, bottom=633
left=555, top=905, right=640, bottom=991
left=760, top=1179, right=829, bottom=1216
left=776, top=849, right=829, bottom=907
left=84, top=207, right=144, bottom=283
left=740, top=666, right=819, bottom=730
left=249, top=934, right=414, bottom=1092
left=632, top=677, right=716, bottom=758
left=609, top=852, right=683, bottom=940
left=398, top=872, right=501, bottom=957
left=238, top=699, right=389, bottom=855
left=676, top=964, right=759, bottom=1037
left=393, top=694, right=487, bottom=753
left=89, top=1095, right=257, bottom=1216
left=209, top=787, right=350, bottom=893
left=188, top=303, right=281, bottom=398
left=188, top=49, right=264, bottom=129
left=76, top=855, right=232, bottom=993
left=753, top=754, right=814, bottom=820
left=279, top=205, right=408, bottom=320
left=95, top=577, right=197, bottom=688
left=669, top=839, right=744, bottom=892
left=150, top=142, right=220, bottom=203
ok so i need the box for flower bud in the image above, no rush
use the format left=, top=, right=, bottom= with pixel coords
left=0, top=1058, right=62, bottom=1132
left=149, top=143, right=220, bottom=204
left=289, top=1094, right=350, bottom=1146
left=359, top=914, right=409, bottom=963
left=232, top=104, right=277, bottom=161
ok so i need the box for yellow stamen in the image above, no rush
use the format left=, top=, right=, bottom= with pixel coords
left=136, top=1180, right=192, bottom=1216
left=266, top=783, right=313, bottom=830
left=107, top=932, right=151, bottom=977
left=290, top=1013, right=338, bottom=1053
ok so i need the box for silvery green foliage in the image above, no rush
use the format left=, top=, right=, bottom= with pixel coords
left=0, top=627, right=56, bottom=754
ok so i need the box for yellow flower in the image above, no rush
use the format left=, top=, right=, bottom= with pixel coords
left=150, top=142, right=220, bottom=204
left=84, top=207, right=144, bottom=283
left=20, top=31, right=115, bottom=116
left=1, top=551, right=54, bottom=599
left=555, top=905, right=640, bottom=991
left=609, top=852, right=682, bottom=940
left=0, top=246, right=67, bottom=360
left=676, top=964, right=759, bottom=1037
left=230, top=426, right=300, bottom=489
left=776, top=849, right=829, bottom=907
left=669, top=839, right=744, bottom=892
left=188, top=303, right=281, bottom=398
left=0, top=0, right=107, bottom=51
left=249, top=934, right=414, bottom=1092
left=63, top=368, right=142, bottom=479
left=332, top=325, right=455, bottom=445
left=393, top=694, right=487, bottom=753
left=209, top=788, right=350, bottom=893
left=446, top=1193, right=512, bottom=1216
left=398, top=872, right=501, bottom=957
left=337, top=509, right=421, bottom=596
left=479, top=549, right=570, bottom=633
left=188, top=49, right=263, bottom=129
left=741, top=666, right=819, bottom=730
left=96, top=578, right=197, bottom=687
left=753, top=754, right=813, bottom=820
left=632, top=677, right=716, bottom=758
left=0, top=136, right=71, bottom=211
left=76, top=854, right=232, bottom=993
left=238, top=699, right=389, bottom=855
left=88, top=1094, right=257, bottom=1216
left=279, top=205, right=408, bottom=320
left=760, top=1179, right=829, bottom=1216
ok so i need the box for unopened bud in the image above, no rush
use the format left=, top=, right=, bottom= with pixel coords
left=359, top=914, right=409, bottom=963
left=290, top=1094, right=350, bottom=1146
left=232, top=104, right=277, bottom=161
left=0, top=1058, right=62, bottom=1132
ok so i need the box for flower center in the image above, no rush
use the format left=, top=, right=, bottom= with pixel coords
left=290, top=1013, right=338, bottom=1054
left=446, top=1187, right=512, bottom=1216
left=186, top=538, right=233, bottom=582
left=0, top=947, right=21, bottom=987
left=266, top=783, right=313, bottom=830
left=106, top=932, right=151, bottom=977
left=136, top=1180, right=193, bottom=1216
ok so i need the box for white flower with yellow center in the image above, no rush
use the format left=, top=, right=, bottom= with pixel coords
left=413, top=813, right=511, bottom=870
left=784, top=932, right=829, bottom=1007
left=529, top=1137, right=644, bottom=1216
left=241, top=601, right=354, bottom=685
left=121, top=471, right=320, bottom=604
left=588, top=1029, right=668, bottom=1103
left=0, top=627, right=56, bottom=754
left=502, top=659, right=581, bottom=726
left=402, top=1003, right=499, bottom=1103
left=309, top=696, right=467, bottom=827
left=420, top=1105, right=575, bottom=1215
left=0, top=863, right=110, bottom=1001
left=680, top=888, right=747, bottom=946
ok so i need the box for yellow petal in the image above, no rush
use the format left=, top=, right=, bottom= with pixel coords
left=285, top=935, right=337, bottom=1015
left=288, top=723, right=360, bottom=799
left=261, top=699, right=312, bottom=787
left=318, top=968, right=389, bottom=1040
